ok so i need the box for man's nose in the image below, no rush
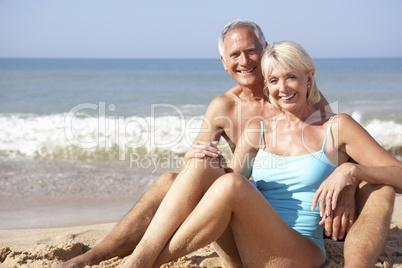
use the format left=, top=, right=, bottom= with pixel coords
left=239, top=53, right=250, bottom=66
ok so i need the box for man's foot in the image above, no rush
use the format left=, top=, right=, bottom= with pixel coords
left=55, top=252, right=96, bottom=268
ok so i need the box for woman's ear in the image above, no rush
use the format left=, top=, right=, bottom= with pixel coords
left=308, top=70, right=315, bottom=83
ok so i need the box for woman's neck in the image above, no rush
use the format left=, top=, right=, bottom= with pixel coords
left=281, top=104, right=317, bottom=123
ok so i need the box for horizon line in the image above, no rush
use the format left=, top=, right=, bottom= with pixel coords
left=1, top=56, right=402, bottom=61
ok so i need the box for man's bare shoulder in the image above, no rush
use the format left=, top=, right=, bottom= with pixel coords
left=207, top=85, right=241, bottom=113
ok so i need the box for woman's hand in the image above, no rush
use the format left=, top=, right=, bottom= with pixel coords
left=184, top=141, right=223, bottom=161
left=319, top=182, right=357, bottom=241
left=312, top=163, right=358, bottom=219
left=182, top=141, right=230, bottom=172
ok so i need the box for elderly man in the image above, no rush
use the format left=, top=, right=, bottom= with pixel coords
left=60, top=19, right=394, bottom=268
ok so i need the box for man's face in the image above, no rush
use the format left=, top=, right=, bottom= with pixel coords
left=221, top=28, right=264, bottom=88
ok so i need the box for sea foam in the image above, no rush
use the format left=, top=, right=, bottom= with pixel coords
left=0, top=112, right=401, bottom=161
left=0, top=113, right=204, bottom=161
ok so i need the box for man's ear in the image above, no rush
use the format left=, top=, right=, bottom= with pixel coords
left=220, top=56, right=228, bottom=71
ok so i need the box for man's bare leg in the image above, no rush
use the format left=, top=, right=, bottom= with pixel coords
left=343, top=182, right=395, bottom=267
left=59, top=172, right=177, bottom=268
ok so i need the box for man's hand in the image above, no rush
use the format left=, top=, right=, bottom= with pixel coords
left=320, top=183, right=357, bottom=241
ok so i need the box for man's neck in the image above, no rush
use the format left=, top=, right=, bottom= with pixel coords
left=238, top=82, right=266, bottom=101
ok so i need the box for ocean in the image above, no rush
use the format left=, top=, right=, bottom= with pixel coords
left=1, top=58, right=401, bottom=229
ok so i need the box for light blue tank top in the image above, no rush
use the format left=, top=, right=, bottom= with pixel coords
left=251, top=116, right=338, bottom=259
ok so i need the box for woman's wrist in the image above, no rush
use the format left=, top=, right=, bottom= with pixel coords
left=342, top=162, right=360, bottom=187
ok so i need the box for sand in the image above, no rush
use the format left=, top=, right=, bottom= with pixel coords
left=1, top=196, right=401, bottom=268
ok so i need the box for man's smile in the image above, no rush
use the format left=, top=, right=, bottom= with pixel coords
left=238, top=67, right=256, bottom=74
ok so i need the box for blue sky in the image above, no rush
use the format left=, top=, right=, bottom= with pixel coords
left=1, top=0, right=401, bottom=59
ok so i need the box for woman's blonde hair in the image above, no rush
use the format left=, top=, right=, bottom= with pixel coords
left=261, top=41, right=321, bottom=111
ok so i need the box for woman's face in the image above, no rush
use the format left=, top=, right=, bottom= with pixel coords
left=265, top=63, right=312, bottom=111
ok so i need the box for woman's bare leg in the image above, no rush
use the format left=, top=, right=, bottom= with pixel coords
left=123, top=158, right=226, bottom=267
left=154, top=173, right=325, bottom=268
left=212, top=226, right=242, bottom=268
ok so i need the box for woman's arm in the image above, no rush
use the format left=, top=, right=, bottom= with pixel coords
left=313, top=114, right=402, bottom=212
left=340, top=113, right=402, bottom=192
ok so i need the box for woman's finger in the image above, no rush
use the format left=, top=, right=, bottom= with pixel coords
left=325, top=192, right=333, bottom=217
left=319, top=191, right=327, bottom=217
left=312, top=187, right=323, bottom=211
left=331, top=189, right=340, bottom=211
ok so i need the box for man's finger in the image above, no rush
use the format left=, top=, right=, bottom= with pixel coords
left=347, top=212, right=355, bottom=233
left=331, top=213, right=341, bottom=241
left=319, top=213, right=326, bottom=226
left=324, top=213, right=333, bottom=237
left=339, top=213, right=349, bottom=240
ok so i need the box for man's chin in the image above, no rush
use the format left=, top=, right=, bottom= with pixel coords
left=237, top=77, right=260, bottom=87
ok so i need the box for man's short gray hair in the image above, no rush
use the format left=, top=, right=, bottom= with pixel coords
left=218, top=19, right=266, bottom=57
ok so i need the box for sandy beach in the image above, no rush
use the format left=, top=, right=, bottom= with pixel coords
left=0, top=196, right=401, bottom=267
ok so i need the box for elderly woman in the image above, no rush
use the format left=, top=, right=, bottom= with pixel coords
left=122, top=41, right=402, bottom=268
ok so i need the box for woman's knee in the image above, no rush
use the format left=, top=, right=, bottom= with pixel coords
left=211, top=173, right=249, bottom=197
left=181, top=157, right=223, bottom=173
left=178, top=158, right=226, bottom=187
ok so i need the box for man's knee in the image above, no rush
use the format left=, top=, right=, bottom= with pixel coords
left=357, top=182, right=395, bottom=205
left=374, top=184, right=396, bottom=205
left=356, top=182, right=395, bottom=218
left=154, top=172, right=178, bottom=188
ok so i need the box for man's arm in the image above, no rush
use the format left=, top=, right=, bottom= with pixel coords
left=227, top=120, right=260, bottom=177
left=180, top=95, right=233, bottom=171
